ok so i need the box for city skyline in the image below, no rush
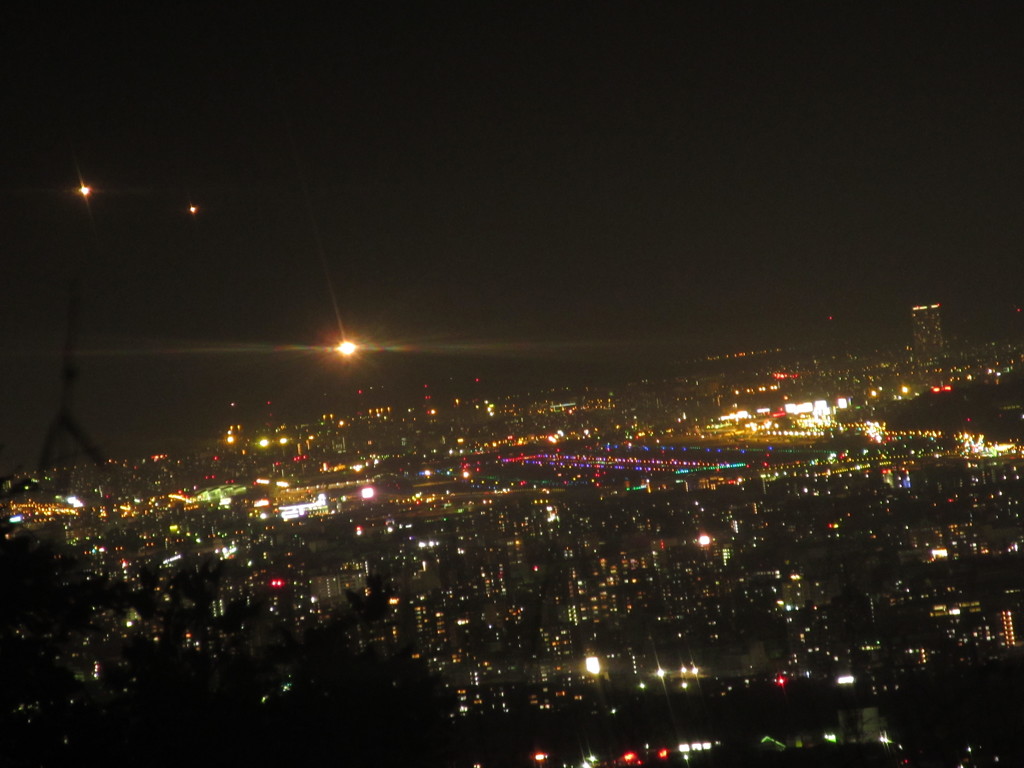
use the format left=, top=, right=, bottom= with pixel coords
left=5, top=3, right=1024, bottom=467
left=7, top=321, right=1024, bottom=766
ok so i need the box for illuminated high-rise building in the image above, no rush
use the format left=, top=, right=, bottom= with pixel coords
left=911, top=303, right=944, bottom=362
left=1002, top=609, right=1017, bottom=648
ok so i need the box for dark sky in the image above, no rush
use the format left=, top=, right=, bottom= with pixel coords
left=4, top=2, right=1024, bottom=468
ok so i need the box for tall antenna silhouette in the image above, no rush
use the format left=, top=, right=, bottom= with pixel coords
left=37, top=280, right=103, bottom=472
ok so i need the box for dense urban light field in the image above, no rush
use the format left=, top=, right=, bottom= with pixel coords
left=7, top=2, right=1024, bottom=765
left=8, top=330, right=1024, bottom=765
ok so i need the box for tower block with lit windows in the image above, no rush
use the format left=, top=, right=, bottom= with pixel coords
left=911, top=303, right=944, bottom=363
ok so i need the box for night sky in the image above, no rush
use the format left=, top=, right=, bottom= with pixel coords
left=4, top=2, right=1024, bottom=468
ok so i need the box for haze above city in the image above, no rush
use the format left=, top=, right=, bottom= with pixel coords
left=4, top=3, right=1024, bottom=468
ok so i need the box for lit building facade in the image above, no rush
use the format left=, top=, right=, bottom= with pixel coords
left=911, top=303, right=944, bottom=362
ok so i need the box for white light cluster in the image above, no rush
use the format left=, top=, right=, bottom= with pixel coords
left=279, top=493, right=328, bottom=520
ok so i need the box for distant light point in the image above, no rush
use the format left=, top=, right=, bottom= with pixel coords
left=337, top=340, right=357, bottom=356
left=189, top=205, right=198, bottom=215
left=78, top=185, right=91, bottom=197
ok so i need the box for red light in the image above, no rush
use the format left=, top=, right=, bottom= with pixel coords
left=269, top=578, right=285, bottom=589
left=657, top=748, right=669, bottom=759
left=775, top=674, right=787, bottom=687
left=622, top=752, right=639, bottom=764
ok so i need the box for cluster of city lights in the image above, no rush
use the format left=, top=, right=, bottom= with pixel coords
left=503, top=452, right=750, bottom=475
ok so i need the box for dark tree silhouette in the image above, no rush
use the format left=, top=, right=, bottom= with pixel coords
left=0, top=522, right=451, bottom=767
left=0, top=522, right=116, bottom=766
left=345, top=572, right=395, bottom=623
